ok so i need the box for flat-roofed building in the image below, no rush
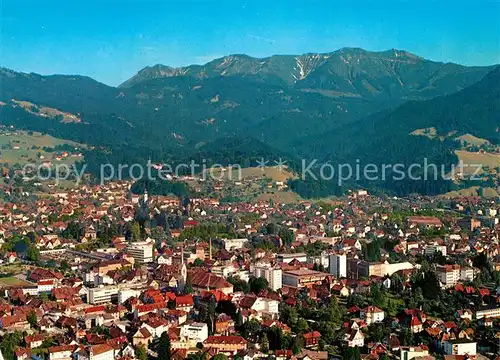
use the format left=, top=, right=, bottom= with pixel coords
left=443, top=339, right=476, bottom=356
left=127, top=241, right=154, bottom=264
left=88, top=286, right=119, bottom=304
left=476, top=305, right=500, bottom=319
left=277, top=253, right=307, bottom=264
left=251, top=263, right=282, bottom=291
left=282, top=268, right=330, bottom=288
left=329, top=253, right=347, bottom=278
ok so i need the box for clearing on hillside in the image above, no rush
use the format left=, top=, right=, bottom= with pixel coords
left=0, top=129, right=84, bottom=166
left=441, top=186, right=499, bottom=199
left=455, top=150, right=500, bottom=175
left=455, top=134, right=490, bottom=146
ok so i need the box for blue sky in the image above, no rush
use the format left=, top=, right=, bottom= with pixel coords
left=2, top=0, right=499, bottom=86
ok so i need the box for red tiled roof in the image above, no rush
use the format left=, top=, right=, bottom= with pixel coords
left=303, top=331, right=321, bottom=339
left=175, top=295, right=194, bottom=307
left=91, top=344, right=113, bottom=355
left=204, top=335, right=247, bottom=345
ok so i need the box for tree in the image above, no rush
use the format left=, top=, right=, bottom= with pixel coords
left=199, top=296, right=217, bottom=335
left=157, top=332, right=171, bottom=360
left=329, top=296, right=341, bottom=326
left=278, top=228, right=294, bottom=246
left=135, top=345, right=147, bottom=360
left=212, top=355, right=228, bottom=360
left=60, top=260, right=70, bottom=271
left=295, top=318, right=309, bottom=333
left=216, top=300, right=237, bottom=319
left=27, top=310, right=37, bottom=328
left=0, top=331, right=23, bottom=360
left=344, top=347, right=361, bottom=360
left=187, top=352, right=206, bottom=360
left=227, top=276, right=250, bottom=293
left=291, top=334, right=304, bottom=355
left=260, top=332, right=269, bottom=353
left=249, top=276, right=269, bottom=294
left=266, top=223, right=277, bottom=235
left=27, top=244, right=40, bottom=261
left=240, top=319, right=262, bottom=342
left=400, top=328, right=414, bottom=346
left=235, top=310, right=243, bottom=328
left=130, top=221, right=141, bottom=241
left=280, top=305, right=298, bottom=326
left=193, top=258, right=205, bottom=267
left=184, top=282, right=193, bottom=294
left=318, top=338, right=326, bottom=351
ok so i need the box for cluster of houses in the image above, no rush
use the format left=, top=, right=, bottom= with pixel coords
left=0, top=181, right=498, bottom=359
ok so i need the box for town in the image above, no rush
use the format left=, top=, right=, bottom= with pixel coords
left=0, top=179, right=497, bottom=360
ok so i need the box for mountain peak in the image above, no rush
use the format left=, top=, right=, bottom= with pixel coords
left=118, top=48, right=494, bottom=91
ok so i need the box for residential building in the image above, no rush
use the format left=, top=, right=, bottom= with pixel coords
left=457, top=218, right=481, bottom=231
left=222, top=238, right=248, bottom=251
left=203, top=335, right=247, bottom=355
left=424, top=244, right=447, bottom=257
left=360, top=306, right=385, bottom=325
left=344, top=329, right=365, bottom=348
left=127, top=241, right=154, bottom=264
left=437, top=265, right=460, bottom=288
left=277, top=253, right=307, bottom=264
left=180, top=322, right=209, bottom=343
left=251, top=263, right=282, bottom=291
left=282, top=269, right=330, bottom=288
left=329, top=253, right=346, bottom=278
left=476, top=305, right=500, bottom=319
left=400, top=346, right=429, bottom=360
left=87, top=286, right=119, bottom=304
left=303, top=331, right=321, bottom=347
left=443, top=340, right=476, bottom=356
left=49, top=345, right=75, bottom=360
left=348, top=260, right=414, bottom=279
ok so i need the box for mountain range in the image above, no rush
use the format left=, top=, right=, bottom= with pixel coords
left=0, top=48, right=498, bottom=196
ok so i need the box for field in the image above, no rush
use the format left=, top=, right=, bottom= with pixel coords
left=456, top=133, right=490, bottom=146
left=207, top=166, right=296, bottom=182
left=455, top=150, right=500, bottom=174
left=441, top=186, right=499, bottom=199
left=0, top=276, right=34, bottom=287
left=0, top=130, right=83, bottom=166
left=257, top=190, right=301, bottom=204
left=11, top=99, right=81, bottom=123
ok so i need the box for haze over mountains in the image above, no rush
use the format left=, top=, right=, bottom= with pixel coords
left=0, top=47, right=498, bottom=196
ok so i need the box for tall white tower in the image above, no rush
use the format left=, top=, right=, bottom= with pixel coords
left=329, top=253, right=347, bottom=278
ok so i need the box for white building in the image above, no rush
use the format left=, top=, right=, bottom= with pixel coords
left=157, top=255, right=172, bottom=265
left=251, top=263, right=282, bottom=291
left=118, top=289, right=141, bottom=304
left=277, top=253, right=307, bottom=264
left=444, top=340, right=476, bottom=356
left=127, top=241, right=154, bottom=264
left=89, top=345, right=114, bottom=360
left=329, top=253, right=347, bottom=278
left=222, top=238, right=248, bottom=251
left=460, top=267, right=475, bottom=282
left=400, top=346, right=429, bottom=360
left=180, top=322, right=209, bottom=343
left=437, top=265, right=460, bottom=288
left=49, top=345, right=75, bottom=360
left=76, top=344, right=115, bottom=360
left=88, top=286, right=119, bottom=304
left=476, top=306, right=500, bottom=319
left=344, top=329, right=365, bottom=348
left=360, top=306, right=385, bottom=325
left=307, top=252, right=329, bottom=269
left=251, top=297, right=280, bottom=319
left=424, top=244, right=447, bottom=257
